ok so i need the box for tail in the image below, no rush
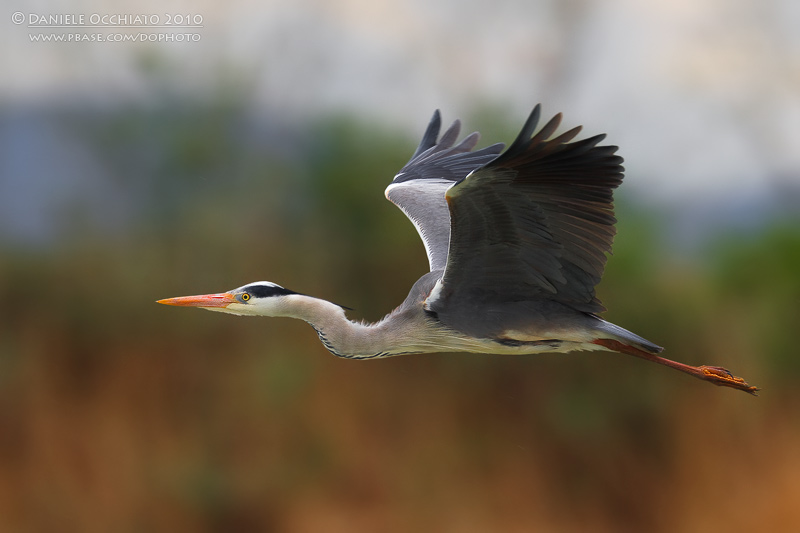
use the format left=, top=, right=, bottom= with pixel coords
left=591, top=318, right=663, bottom=354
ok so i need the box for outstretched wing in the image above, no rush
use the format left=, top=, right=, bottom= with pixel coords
left=427, top=105, right=624, bottom=319
left=385, top=110, right=504, bottom=272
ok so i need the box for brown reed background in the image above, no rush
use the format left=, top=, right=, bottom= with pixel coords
left=0, top=104, right=798, bottom=532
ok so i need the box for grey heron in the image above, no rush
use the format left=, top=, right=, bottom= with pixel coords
left=158, top=106, right=757, bottom=394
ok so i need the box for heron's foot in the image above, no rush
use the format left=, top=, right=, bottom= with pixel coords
left=697, top=366, right=759, bottom=395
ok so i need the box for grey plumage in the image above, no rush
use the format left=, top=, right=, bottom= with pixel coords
left=437, top=107, right=621, bottom=315
left=388, top=105, right=632, bottom=346
left=385, top=111, right=503, bottom=271
left=159, top=105, right=758, bottom=394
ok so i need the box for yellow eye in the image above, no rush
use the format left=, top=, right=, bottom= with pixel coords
left=241, top=293, right=251, bottom=301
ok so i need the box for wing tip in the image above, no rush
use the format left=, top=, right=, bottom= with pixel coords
left=496, top=104, right=547, bottom=161
left=410, top=109, right=444, bottom=160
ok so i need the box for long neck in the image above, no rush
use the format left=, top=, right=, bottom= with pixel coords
left=279, top=294, right=410, bottom=359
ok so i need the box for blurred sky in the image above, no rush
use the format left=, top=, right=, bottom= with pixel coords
left=1, top=0, right=799, bottom=244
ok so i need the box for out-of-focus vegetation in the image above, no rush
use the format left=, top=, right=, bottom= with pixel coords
left=1, top=103, right=798, bottom=532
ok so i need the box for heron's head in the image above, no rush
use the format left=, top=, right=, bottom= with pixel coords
left=157, top=281, right=298, bottom=317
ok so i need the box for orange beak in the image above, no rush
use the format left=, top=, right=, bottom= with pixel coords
left=157, top=292, right=237, bottom=308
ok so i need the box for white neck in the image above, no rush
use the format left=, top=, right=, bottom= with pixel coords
left=277, top=294, right=412, bottom=359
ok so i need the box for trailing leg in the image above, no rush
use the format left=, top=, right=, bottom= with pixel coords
left=592, top=338, right=759, bottom=395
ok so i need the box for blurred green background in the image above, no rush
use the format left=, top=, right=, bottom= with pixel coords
left=2, top=0, right=800, bottom=531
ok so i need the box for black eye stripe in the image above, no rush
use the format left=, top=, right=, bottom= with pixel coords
left=243, top=284, right=297, bottom=299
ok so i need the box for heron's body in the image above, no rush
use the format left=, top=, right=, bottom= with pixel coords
left=249, top=273, right=630, bottom=360
left=159, top=106, right=757, bottom=394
